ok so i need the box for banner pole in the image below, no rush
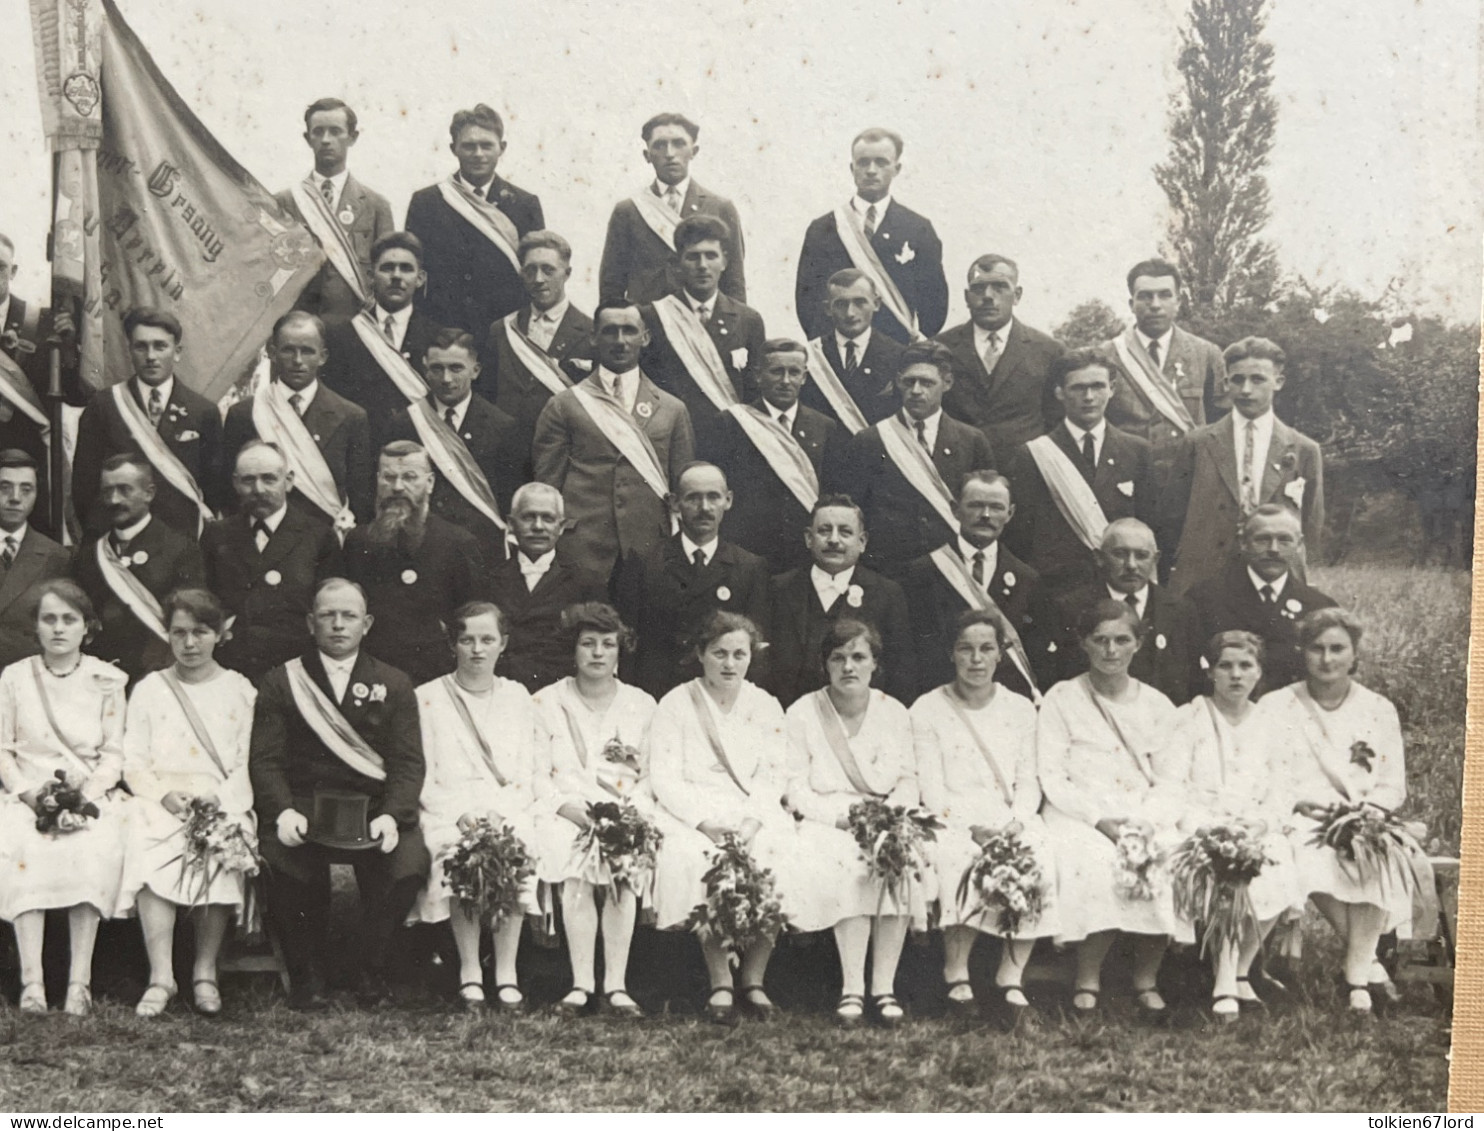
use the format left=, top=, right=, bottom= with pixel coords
left=45, top=149, right=68, bottom=537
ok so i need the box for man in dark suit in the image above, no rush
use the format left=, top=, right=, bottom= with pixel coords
left=767, top=494, right=913, bottom=705
left=73, top=308, right=224, bottom=537
left=795, top=128, right=948, bottom=344
left=0, top=450, right=70, bottom=670
left=249, top=578, right=428, bottom=1009
left=612, top=462, right=770, bottom=698
left=1003, top=349, right=1155, bottom=597
left=343, top=441, right=485, bottom=685
left=321, top=231, right=439, bottom=452
left=482, top=230, right=595, bottom=482
left=405, top=104, right=543, bottom=344
left=599, top=113, right=746, bottom=305
left=639, top=214, right=765, bottom=452
left=72, top=455, right=204, bottom=683
left=712, top=339, right=845, bottom=571
left=1188, top=504, right=1337, bottom=694
left=904, top=470, right=1052, bottom=698
left=489, top=482, right=607, bottom=692
left=202, top=441, right=343, bottom=683
left=1055, top=519, right=1200, bottom=705
left=843, top=341, right=994, bottom=579
left=799, top=269, right=903, bottom=427
left=935, top=253, right=1065, bottom=453
left=275, top=98, right=396, bottom=322
left=222, top=312, right=374, bottom=526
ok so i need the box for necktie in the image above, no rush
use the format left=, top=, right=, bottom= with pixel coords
left=1081, top=431, right=1096, bottom=469
left=982, top=331, right=1002, bottom=374
left=1, top=536, right=16, bottom=570
left=1243, top=420, right=1258, bottom=511
left=776, top=411, right=790, bottom=429
left=147, top=387, right=163, bottom=426
left=844, top=338, right=858, bottom=374
left=320, top=178, right=335, bottom=206
left=864, top=203, right=878, bottom=238
left=914, top=418, right=929, bottom=451
left=1147, top=337, right=1162, bottom=370
left=445, top=406, right=458, bottom=429
left=382, top=313, right=396, bottom=344
left=692, top=548, right=707, bottom=570
left=112, top=535, right=129, bottom=558
left=971, top=550, right=985, bottom=586
left=1260, top=584, right=1276, bottom=607
left=253, top=520, right=270, bottom=552
left=696, top=302, right=710, bottom=324
left=1125, top=593, right=1141, bottom=618
left=664, top=186, right=681, bottom=214
left=289, top=392, right=304, bottom=417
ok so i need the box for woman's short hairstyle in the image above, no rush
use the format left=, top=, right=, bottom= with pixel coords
left=445, top=600, right=509, bottom=646
left=818, top=617, right=882, bottom=668
left=31, top=578, right=100, bottom=642
left=1203, top=629, right=1265, bottom=671
left=1075, top=597, right=1145, bottom=643
left=161, top=588, right=227, bottom=635
left=1296, top=606, right=1363, bottom=653
left=952, top=608, right=1009, bottom=651
left=561, top=602, right=637, bottom=654
left=693, top=610, right=764, bottom=656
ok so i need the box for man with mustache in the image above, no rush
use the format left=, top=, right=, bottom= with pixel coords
left=341, top=441, right=484, bottom=685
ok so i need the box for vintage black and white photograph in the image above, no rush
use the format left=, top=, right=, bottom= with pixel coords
left=0, top=0, right=1474, bottom=1113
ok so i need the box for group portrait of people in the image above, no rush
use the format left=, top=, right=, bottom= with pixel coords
left=0, top=96, right=1427, bottom=1030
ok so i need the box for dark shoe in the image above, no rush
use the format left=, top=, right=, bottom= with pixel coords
left=992, top=984, right=1030, bottom=1031
left=705, top=987, right=738, bottom=1026
left=738, top=985, right=776, bottom=1020
left=603, top=989, right=644, bottom=1019
left=835, top=993, right=866, bottom=1028
left=492, top=984, right=524, bottom=1014
left=872, top=993, right=905, bottom=1028
left=457, top=982, right=486, bottom=1012
left=554, top=988, right=591, bottom=1017
left=1070, top=987, right=1100, bottom=1016
left=1134, top=988, right=1169, bottom=1025
left=1211, top=995, right=1240, bottom=1025
left=944, top=979, right=976, bottom=1018
left=356, top=970, right=393, bottom=1009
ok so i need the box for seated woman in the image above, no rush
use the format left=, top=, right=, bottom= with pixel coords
left=1265, top=607, right=1418, bottom=1016
left=531, top=602, right=657, bottom=1018
left=1167, top=630, right=1301, bottom=1022
left=784, top=618, right=927, bottom=1028
left=411, top=601, right=541, bottom=1012
left=911, top=609, right=1058, bottom=1022
left=649, top=611, right=811, bottom=1025
left=0, top=580, right=129, bottom=1016
left=1037, top=598, right=1189, bottom=1020
left=122, top=589, right=258, bottom=1018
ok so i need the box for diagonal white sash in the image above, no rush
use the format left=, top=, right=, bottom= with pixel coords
left=251, top=389, right=349, bottom=526
left=285, top=658, right=387, bottom=781
left=0, top=351, right=49, bottom=430
left=651, top=295, right=739, bottom=411
left=878, top=414, right=957, bottom=530
left=831, top=204, right=920, bottom=340
left=436, top=178, right=522, bottom=273
left=291, top=181, right=368, bottom=302
left=502, top=313, right=573, bottom=397
left=939, top=685, right=1014, bottom=807
left=810, top=688, right=885, bottom=797
left=927, top=544, right=1041, bottom=703
left=630, top=187, right=681, bottom=250
left=804, top=337, right=870, bottom=435
left=96, top=537, right=168, bottom=642
left=724, top=404, right=818, bottom=512
left=110, top=384, right=212, bottom=532
left=1024, top=434, right=1109, bottom=552
left=569, top=382, right=670, bottom=502
left=1111, top=330, right=1196, bottom=433
left=440, top=676, right=509, bottom=788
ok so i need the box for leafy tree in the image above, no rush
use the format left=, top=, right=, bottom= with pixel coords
left=1052, top=299, right=1126, bottom=349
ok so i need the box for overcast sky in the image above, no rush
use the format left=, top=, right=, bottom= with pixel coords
left=2, top=0, right=1479, bottom=335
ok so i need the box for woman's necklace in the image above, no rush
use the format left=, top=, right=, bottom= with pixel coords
left=44, top=655, right=83, bottom=679
left=455, top=673, right=494, bottom=697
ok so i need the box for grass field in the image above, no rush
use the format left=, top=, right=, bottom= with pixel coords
left=0, top=565, right=1465, bottom=1113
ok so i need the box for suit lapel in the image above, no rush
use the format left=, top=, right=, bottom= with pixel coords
left=1050, top=423, right=1094, bottom=485
left=682, top=181, right=703, bottom=218
left=988, top=320, right=1024, bottom=388
left=1211, top=415, right=1243, bottom=505
left=633, top=373, right=663, bottom=435
left=547, top=306, right=585, bottom=358
left=259, top=512, right=303, bottom=570
left=0, top=533, right=47, bottom=616
left=1261, top=418, right=1295, bottom=503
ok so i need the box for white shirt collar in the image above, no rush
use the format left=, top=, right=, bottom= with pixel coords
left=1107, top=582, right=1149, bottom=615
left=1234, top=407, right=1276, bottom=437
left=1247, top=566, right=1289, bottom=597
left=113, top=513, right=152, bottom=543
left=958, top=535, right=998, bottom=576
left=810, top=563, right=856, bottom=600
left=596, top=366, right=638, bottom=411
left=762, top=398, right=798, bottom=429
left=1138, top=326, right=1174, bottom=362
left=276, top=379, right=318, bottom=413
left=680, top=533, right=719, bottom=565
left=530, top=297, right=569, bottom=325
left=321, top=650, right=358, bottom=672
left=455, top=169, right=496, bottom=195
left=973, top=318, right=1014, bottom=352
left=436, top=392, right=474, bottom=430
left=0, top=296, right=10, bottom=332
left=1063, top=417, right=1107, bottom=447
left=135, top=375, right=174, bottom=409
left=684, top=287, right=719, bottom=318
left=901, top=408, right=943, bottom=451
left=851, top=193, right=892, bottom=218
left=836, top=327, right=872, bottom=359
left=309, top=168, right=350, bottom=205
left=373, top=303, right=413, bottom=343
left=518, top=548, right=556, bottom=574
left=654, top=176, right=691, bottom=205
left=258, top=504, right=289, bottom=534
left=0, top=523, right=27, bottom=546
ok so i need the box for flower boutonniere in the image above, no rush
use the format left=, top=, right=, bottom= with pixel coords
left=1282, top=597, right=1303, bottom=621
left=1116, top=480, right=1135, bottom=497
left=1173, top=360, right=1187, bottom=380
left=845, top=584, right=864, bottom=608
left=369, top=683, right=388, bottom=703
left=498, top=187, right=515, bottom=204
left=1283, top=476, right=1306, bottom=508
left=894, top=241, right=915, bottom=265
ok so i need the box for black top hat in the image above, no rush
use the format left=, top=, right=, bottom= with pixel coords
left=308, top=789, right=377, bottom=850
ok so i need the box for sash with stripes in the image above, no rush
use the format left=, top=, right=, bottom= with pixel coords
left=630, top=187, right=682, bottom=250
left=569, top=382, right=670, bottom=502
left=831, top=204, right=921, bottom=341
left=687, top=681, right=750, bottom=797
left=502, top=313, right=573, bottom=397
left=95, top=537, right=168, bottom=642
left=290, top=181, right=367, bottom=302
left=878, top=414, right=957, bottom=529
left=723, top=404, right=818, bottom=512
left=160, top=668, right=230, bottom=778
left=436, top=178, right=522, bottom=273
left=1024, top=434, right=1109, bottom=552
left=939, top=685, right=1014, bottom=807
left=251, top=389, right=348, bottom=526
left=810, top=688, right=884, bottom=798
left=803, top=337, right=870, bottom=435
left=651, top=295, right=739, bottom=411
left=0, top=351, right=49, bottom=430
left=110, top=384, right=212, bottom=533
left=1111, top=330, right=1196, bottom=434
left=1081, top=675, right=1156, bottom=786
left=926, top=544, right=1041, bottom=702
left=285, top=657, right=386, bottom=781
left=440, top=676, right=509, bottom=788
left=30, top=656, right=101, bottom=780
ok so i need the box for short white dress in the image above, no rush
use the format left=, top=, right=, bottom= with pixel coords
left=120, top=668, right=258, bottom=915
left=784, top=688, right=935, bottom=930
left=0, top=656, right=130, bottom=921
left=911, top=684, right=1059, bottom=937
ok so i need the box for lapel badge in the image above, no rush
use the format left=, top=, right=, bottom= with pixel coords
left=264, top=569, right=282, bottom=586
left=312, top=433, right=321, bottom=442
left=352, top=682, right=370, bottom=700
left=1003, top=571, right=1016, bottom=588
left=128, top=550, right=149, bottom=567
left=338, top=207, right=355, bottom=225
left=463, top=432, right=473, bottom=441
left=846, top=584, right=864, bottom=608
left=636, top=401, right=654, bottom=419
left=1155, top=632, right=1167, bottom=650
left=716, top=585, right=732, bottom=601
left=401, top=569, right=418, bottom=585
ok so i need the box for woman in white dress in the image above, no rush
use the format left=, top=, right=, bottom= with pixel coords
left=649, top=611, right=807, bottom=1025
left=784, top=618, right=926, bottom=1028
left=1165, top=630, right=1300, bottom=1021
left=912, top=609, right=1057, bottom=1023
left=1038, top=598, right=1189, bottom=1020
left=531, top=602, right=656, bottom=1019
left=0, top=580, right=128, bottom=1016
left=123, top=589, right=258, bottom=1018
left=1265, top=607, right=1416, bottom=1016
left=411, top=601, right=540, bottom=1012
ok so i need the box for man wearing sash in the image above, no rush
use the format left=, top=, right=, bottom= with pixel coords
left=936, top=253, right=1065, bottom=453
left=71, top=455, right=203, bottom=683
left=712, top=339, right=845, bottom=570
left=843, top=341, right=993, bottom=579
left=799, top=269, right=904, bottom=428
left=768, top=494, right=913, bottom=705
left=532, top=301, right=696, bottom=580
left=639, top=214, right=765, bottom=452
left=73, top=309, right=224, bottom=538
left=1054, top=519, right=1200, bottom=705
left=483, top=231, right=594, bottom=483
left=1189, top=504, right=1336, bottom=694
left=249, top=578, right=427, bottom=1010
left=405, top=104, right=544, bottom=346
left=0, top=450, right=70, bottom=670
left=222, top=312, right=374, bottom=526
left=599, top=113, right=747, bottom=305
left=612, top=462, right=771, bottom=698
left=1002, top=350, right=1155, bottom=596
left=203, top=441, right=343, bottom=682
left=794, top=128, right=947, bottom=344
left=275, top=99, right=395, bottom=323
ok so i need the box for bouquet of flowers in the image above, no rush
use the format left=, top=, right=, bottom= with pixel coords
left=573, top=800, right=664, bottom=900
left=1309, top=802, right=1427, bottom=896
left=1112, top=825, right=1164, bottom=902
left=596, top=735, right=643, bottom=794
left=439, top=818, right=535, bottom=923
left=159, top=797, right=264, bottom=936
left=847, top=799, right=944, bottom=915
left=684, top=833, right=789, bottom=967
left=33, top=770, right=100, bottom=834
left=1169, top=822, right=1274, bottom=955
left=955, top=827, right=1047, bottom=937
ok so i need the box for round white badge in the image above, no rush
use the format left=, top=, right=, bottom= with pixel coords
left=635, top=402, right=653, bottom=419
left=1285, top=598, right=1303, bottom=614
left=351, top=682, right=370, bottom=700
left=130, top=550, right=149, bottom=566
left=1003, top=571, right=1016, bottom=587
left=338, top=208, right=355, bottom=225
left=1155, top=633, right=1167, bottom=650
left=846, top=585, right=864, bottom=608
left=264, top=570, right=282, bottom=587
left=716, top=586, right=732, bottom=601
left=401, top=569, right=418, bottom=585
